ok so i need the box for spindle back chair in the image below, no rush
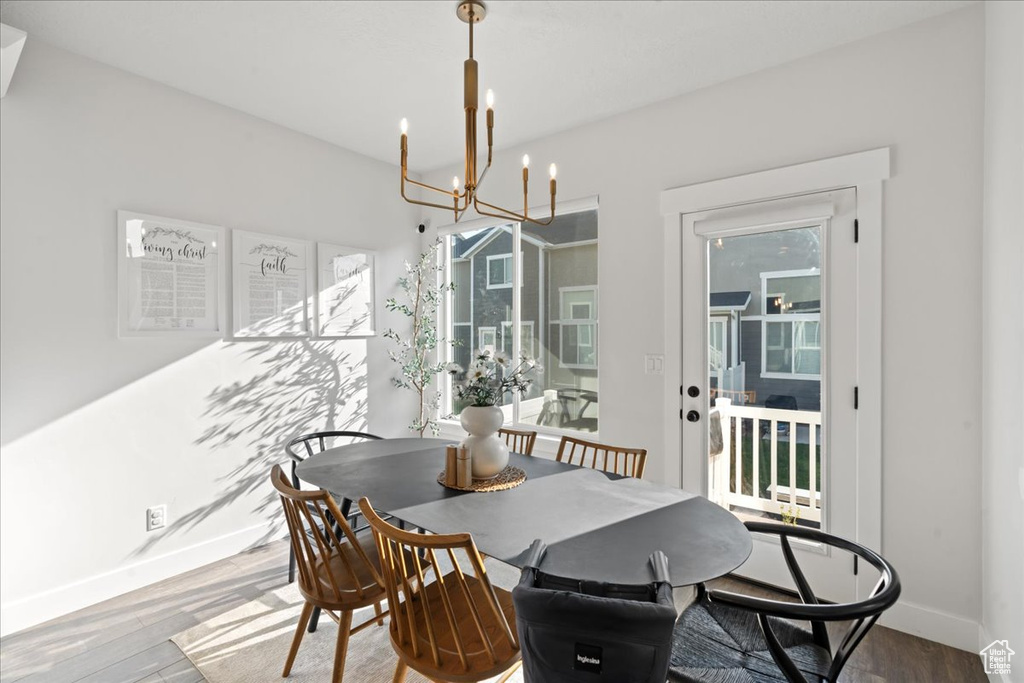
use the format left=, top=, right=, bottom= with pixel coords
left=358, top=498, right=521, bottom=683
left=271, top=465, right=387, bottom=682
left=555, top=435, right=648, bottom=478
left=498, top=427, right=537, bottom=456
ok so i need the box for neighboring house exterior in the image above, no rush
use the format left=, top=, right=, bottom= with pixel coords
left=449, top=211, right=599, bottom=412
left=708, top=227, right=822, bottom=411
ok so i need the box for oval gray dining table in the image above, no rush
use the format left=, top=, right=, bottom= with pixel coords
left=295, top=437, right=751, bottom=587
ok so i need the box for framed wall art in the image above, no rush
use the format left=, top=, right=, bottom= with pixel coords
left=232, top=230, right=314, bottom=338
left=316, top=243, right=376, bottom=338
left=117, top=210, right=225, bottom=337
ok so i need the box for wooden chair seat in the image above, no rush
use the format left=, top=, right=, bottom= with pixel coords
left=396, top=573, right=519, bottom=681
left=304, top=536, right=389, bottom=611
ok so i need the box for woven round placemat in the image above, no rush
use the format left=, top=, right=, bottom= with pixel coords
left=437, top=465, right=527, bottom=492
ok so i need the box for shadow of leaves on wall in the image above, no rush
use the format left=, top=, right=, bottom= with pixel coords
left=130, top=337, right=368, bottom=557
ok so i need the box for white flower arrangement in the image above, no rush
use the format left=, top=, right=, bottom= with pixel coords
left=448, top=349, right=543, bottom=407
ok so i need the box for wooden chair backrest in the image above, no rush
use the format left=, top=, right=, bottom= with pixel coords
left=498, top=428, right=537, bottom=456
left=556, top=435, right=648, bottom=478
left=358, top=497, right=518, bottom=674
left=271, top=465, right=382, bottom=604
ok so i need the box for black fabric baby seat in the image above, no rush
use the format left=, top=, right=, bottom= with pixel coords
left=511, top=539, right=678, bottom=683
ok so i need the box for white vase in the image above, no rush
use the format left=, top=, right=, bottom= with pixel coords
left=459, top=405, right=509, bottom=479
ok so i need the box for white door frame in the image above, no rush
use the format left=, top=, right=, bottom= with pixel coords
left=660, top=148, right=889, bottom=594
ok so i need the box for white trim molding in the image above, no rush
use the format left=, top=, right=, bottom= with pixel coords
left=662, top=147, right=896, bottom=625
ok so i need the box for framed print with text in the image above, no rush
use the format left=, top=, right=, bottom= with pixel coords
left=117, top=211, right=225, bottom=337
left=316, top=243, right=376, bottom=338
left=232, top=230, right=313, bottom=338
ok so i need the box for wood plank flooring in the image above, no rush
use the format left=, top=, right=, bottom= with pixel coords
left=0, top=539, right=987, bottom=682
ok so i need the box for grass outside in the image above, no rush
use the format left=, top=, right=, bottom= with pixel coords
left=730, top=435, right=822, bottom=499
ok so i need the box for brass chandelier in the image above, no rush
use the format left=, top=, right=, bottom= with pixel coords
left=399, top=0, right=557, bottom=226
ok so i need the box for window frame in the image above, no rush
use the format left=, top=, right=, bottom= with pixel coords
left=436, top=197, right=600, bottom=439
left=477, top=326, right=497, bottom=354
left=558, top=286, right=599, bottom=370
left=759, top=268, right=821, bottom=381
left=486, top=253, right=513, bottom=290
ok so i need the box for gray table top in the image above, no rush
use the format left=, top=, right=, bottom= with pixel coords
left=295, top=437, right=751, bottom=587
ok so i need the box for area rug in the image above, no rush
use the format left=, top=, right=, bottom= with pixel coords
left=171, top=563, right=524, bottom=682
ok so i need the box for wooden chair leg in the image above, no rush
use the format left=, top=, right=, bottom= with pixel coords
left=331, top=610, right=353, bottom=683
left=282, top=601, right=314, bottom=677
left=392, top=660, right=408, bottom=683
left=373, top=601, right=384, bottom=626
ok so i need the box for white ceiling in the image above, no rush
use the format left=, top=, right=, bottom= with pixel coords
left=0, top=0, right=972, bottom=171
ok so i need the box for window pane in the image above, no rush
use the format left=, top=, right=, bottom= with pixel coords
left=765, top=275, right=820, bottom=314
left=765, top=321, right=793, bottom=373
left=448, top=226, right=515, bottom=416
left=521, top=209, right=599, bottom=433
left=794, top=321, right=821, bottom=374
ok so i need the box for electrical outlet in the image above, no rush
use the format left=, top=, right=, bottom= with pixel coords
left=147, top=505, right=167, bottom=532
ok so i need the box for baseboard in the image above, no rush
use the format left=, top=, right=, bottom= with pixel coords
left=881, top=599, right=981, bottom=653
left=0, top=523, right=285, bottom=637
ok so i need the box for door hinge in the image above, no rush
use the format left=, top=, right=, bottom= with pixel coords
left=854, top=218, right=859, bottom=243
left=679, top=409, right=684, bottom=420
left=854, top=555, right=859, bottom=575
left=680, top=385, right=684, bottom=396
left=854, top=386, right=859, bottom=410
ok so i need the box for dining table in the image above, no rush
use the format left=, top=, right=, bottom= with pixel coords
left=295, top=437, right=751, bottom=587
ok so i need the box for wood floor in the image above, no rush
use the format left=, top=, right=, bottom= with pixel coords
left=0, top=539, right=987, bottom=683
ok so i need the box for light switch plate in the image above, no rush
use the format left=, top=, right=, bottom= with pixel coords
left=644, top=354, right=664, bottom=375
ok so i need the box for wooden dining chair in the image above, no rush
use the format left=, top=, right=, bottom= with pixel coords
left=358, top=497, right=521, bottom=683
left=498, top=427, right=537, bottom=456
left=556, top=435, right=648, bottom=478
left=284, top=430, right=383, bottom=584
left=270, top=465, right=388, bottom=682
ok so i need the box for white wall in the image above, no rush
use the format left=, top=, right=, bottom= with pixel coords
left=423, top=7, right=985, bottom=650
left=0, top=39, right=420, bottom=635
left=981, top=1, right=1024, bottom=677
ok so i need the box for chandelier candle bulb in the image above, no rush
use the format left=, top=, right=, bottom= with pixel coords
left=549, top=163, right=557, bottom=179
left=486, top=89, right=494, bottom=109
left=400, top=118, right=408, bottom=135
left=522, top=154, right=530, bottom=168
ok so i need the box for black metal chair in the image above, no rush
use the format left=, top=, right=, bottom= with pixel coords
left=669, top=522, right=900, bottom=683
left=513, top=539, right=678, bottom=683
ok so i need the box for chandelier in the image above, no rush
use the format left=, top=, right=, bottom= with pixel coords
left=399, top=0, right=557, bottom=226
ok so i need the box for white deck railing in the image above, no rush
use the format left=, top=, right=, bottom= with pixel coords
left=710, top=399, right=822, bottom=524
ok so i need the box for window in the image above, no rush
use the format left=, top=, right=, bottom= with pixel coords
left=709, top=318, right=727, bottom=371
left=486, top=254, right=513, bottom=289
left=559, top=287, right=598, bottom=369
left=761, top=269, right=820, bottom=379
left=501, top=320, right=535, bottom=360
left=478, top=326, right=497, bottom=354
left=444, top=207, right=599, bottom=433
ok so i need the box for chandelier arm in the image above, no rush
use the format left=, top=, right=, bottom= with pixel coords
left=472, top=196, right=556, bottom=226
left=404, top=174, right=465, bottom=199
left=401, top=176, right=467, bottom=213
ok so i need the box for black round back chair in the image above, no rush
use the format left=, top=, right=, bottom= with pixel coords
left=669, top=521, right=901, bottom=683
